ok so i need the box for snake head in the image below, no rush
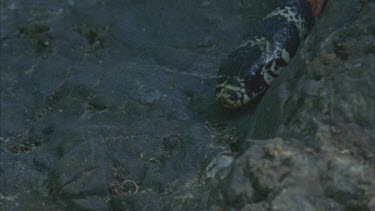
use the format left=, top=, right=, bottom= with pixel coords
left=215, top=64, right=269, bottom=108
left=215, top=76, right=250, bottom=108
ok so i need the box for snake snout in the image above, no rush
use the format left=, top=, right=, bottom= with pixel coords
left=216, top=89, right=239, bottom=107
left=215, top=78, right=247, bottom=108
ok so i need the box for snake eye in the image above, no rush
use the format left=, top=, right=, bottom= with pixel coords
left=216, top=90, right=240, bottom=107
left=228, top=90, right=239, bottom=101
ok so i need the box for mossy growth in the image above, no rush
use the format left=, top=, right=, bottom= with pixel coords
left=73, top=25, right=110, bottom=49
left=18, top=23, right=53, bottom=53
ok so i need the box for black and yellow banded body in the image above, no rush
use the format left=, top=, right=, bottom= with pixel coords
left=215, top=0, right=316, bottom=108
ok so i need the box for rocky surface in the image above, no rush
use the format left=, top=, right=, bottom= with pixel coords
left=1, top=0, right=374, bottom=211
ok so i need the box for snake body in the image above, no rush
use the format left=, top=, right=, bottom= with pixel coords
left=215, top=0, right=322, bottom=108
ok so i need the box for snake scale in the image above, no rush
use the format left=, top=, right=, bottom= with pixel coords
left=215, top=0, right=325, bottom=108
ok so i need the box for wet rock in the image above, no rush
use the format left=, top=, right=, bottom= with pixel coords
left=205, top=151, right=235, bottom=181
left=208, top=137, right=372, bottom=210
left=72, top=196, right=110, bottom=211
left=1, top=0, right=261, bottom=209
left=322, top=156, right=370, bottom=210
